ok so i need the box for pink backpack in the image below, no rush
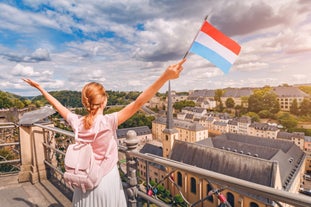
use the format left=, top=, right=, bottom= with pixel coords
left=63, top=127, right=109, bottom=193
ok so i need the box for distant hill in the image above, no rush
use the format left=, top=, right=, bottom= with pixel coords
left=31, top=90, right=83, bottom=107
left=0, top=91, right=29, bottom=109
left=297, top=85, right=311, bottom=96
left=0, top=90, right=143, bottom=109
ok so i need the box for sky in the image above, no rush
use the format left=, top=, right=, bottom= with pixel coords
left=0, top=0, right=311, bottom=96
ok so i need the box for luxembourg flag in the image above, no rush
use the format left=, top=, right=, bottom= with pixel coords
left=189, top=20, right=241, bottom=74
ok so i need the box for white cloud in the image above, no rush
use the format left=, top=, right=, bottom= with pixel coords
left=11, top=64, right=37, bottom=76
left=0, top=0, right=310, bottom=96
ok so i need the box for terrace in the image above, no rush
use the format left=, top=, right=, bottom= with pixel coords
left=1, top=115, right=311, bottom=207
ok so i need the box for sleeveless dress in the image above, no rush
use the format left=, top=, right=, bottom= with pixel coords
left=66, top=112, right=127, bottom=207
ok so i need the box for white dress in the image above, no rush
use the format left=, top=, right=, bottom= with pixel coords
left=66, top=112, right=127, bottom=207
left=72, top=165, right=127, bottom=207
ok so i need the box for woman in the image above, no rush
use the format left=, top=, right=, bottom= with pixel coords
left=22, top=59, right=186, bottom=206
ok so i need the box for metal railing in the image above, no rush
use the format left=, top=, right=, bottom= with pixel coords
left=29, top=124, right=311, bottom=207
left=0, top=122, right=20, bottom=174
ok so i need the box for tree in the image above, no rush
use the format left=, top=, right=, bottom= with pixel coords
left=213, top=89, right=225, bottom=112
left=258, top=110, right=273, bottom=119
left=277, top=112, right=298, bottom=130
left=300, top=98, right=311, bottom=116
left=173, top=100, right=195, bottom=111
left=248, top=88, right=279, bottom=114
left=0, top=92, right=12, bottom=108
left=245, top=112, right=260, bottom=122
left=225, top=98, right=235, bottom=108
left=214, top=89, right=224, bottom=103
left=290, top=99, right=299, bottom=115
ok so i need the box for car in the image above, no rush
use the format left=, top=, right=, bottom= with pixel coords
left=299, top=188, right=311, bottom=196
left=304, top=174, right=311, bottom=181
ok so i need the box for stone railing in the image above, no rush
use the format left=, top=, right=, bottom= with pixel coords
left=16, top=122, right=311, bottom=207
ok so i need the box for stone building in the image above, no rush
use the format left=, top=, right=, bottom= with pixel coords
left=169, top=134, right=305, bottom=207
left=273, top=86, right=309, bottom=112
left=140, top=84, right=307, bottom=207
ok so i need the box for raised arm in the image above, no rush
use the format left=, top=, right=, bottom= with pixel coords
left=117, top=59, right=186, bottom=125
left=22, top=78, right=71, bottom=119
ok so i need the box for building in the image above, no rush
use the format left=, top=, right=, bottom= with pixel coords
left=140, top=83, right=307, bottom=207
left=277, top=132, right=305, bottom=151
left=152, top=117, right=208, bottom=144
left=221, top=87, right=253, bottom=107
left=116, top=126, right=152, bottom=145
left=168, top=133, right=306, bottom=207
left=248, top=122, right=280, bottom=139
left=272, top=86, right=309, bottom=112
left=137, top=143, right=166, bottom=184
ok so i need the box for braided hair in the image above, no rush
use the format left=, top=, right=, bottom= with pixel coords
left=81, top=82, right=108, bottom=129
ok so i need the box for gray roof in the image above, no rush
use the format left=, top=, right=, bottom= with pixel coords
left=305, top=136, right=311, bottom=142
left=139, top=143, right=165, bottom=171
left=154, top=116, right=206, bottom=131
left=272, top=86, right=309, bottom=98
left=183, top=107, right=205, bottom=113
left=223, top=88, right=253, bottom=98
left=277, top=131, right=305, bottom=140
left=249, top=122, right=279, bottom=131
left=188, top=88, right=254, bottom=99
left=185, top=114, right=194, bottom=119
left=116, top=126, right=151, bottom=138
left=213, top=121, right=227, bottom=126
left=228, top=120, right=238, bottom=125
left=236, top=116, right=251, bottom=123
left=170, top=140, right=277, bottom=188
left=171, top=133, right=305, bottom=191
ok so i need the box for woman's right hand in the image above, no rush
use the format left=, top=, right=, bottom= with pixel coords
left=163, top=58, right=186, bottom=80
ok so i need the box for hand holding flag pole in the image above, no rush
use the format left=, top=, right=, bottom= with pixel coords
left=183, top=15, right=241, bottom=74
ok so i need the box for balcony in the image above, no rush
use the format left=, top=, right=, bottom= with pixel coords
left=1, top=121, right=311, bottom=207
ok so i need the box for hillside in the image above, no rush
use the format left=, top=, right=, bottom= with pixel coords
left=0, top=90, right=142, bottom=109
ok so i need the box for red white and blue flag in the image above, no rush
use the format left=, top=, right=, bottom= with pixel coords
left=189, top=20, right=241, bottom=73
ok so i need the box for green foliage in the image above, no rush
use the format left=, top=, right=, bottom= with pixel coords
left=0, top=148, right=18, bottom=172
left=214, top=89, right=224, bottom=103
left=290, top=99, right=299, bottom=115
left=149, top=179, right=156, bottom=187
left=258, top=109, right=274, bottom=119
left=290, top=127, right=311, bottom=136
left=248, top=88, right=280, bottom=114
left=225, top=97, right=235, bottom=108
left=0, top=91, right=25, bottom=109
left=298, top=85, right=311, bottom=95
left=173, top=100, right=195, bottom=111
left=277, top=112, right=298, bottom=130
left=173, top=194, right=187, bottom=206
left=32, top=90, right=83, bottom=107
left=107, top=91, right=139, bottom=106
left=299, top=98, right=311, bottom=116
left=245, top=112, right=260, bottom=122
left=119, top=112, right=155, bottom=129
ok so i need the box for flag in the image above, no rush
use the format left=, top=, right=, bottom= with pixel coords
left=189, top=20, right=241, bottom=73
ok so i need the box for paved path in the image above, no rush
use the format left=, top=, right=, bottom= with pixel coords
left=0, top=174, right=71, bottom=207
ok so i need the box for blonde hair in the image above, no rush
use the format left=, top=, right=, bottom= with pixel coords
left=81, top=82, right=108, bottom=129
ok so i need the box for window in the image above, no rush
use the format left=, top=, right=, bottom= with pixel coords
left=207, top=184, right=214, bottom=202
left=227, top=192, right=234, bottom=207
left=190, top=177, right=196, bottom=194
left=177, top=172, right=182, bottom=187
left=250, top=202, right=259, bottom=207
left=165, top=135, right=169, bottom=141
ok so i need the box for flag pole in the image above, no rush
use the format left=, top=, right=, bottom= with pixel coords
left=183, top=15, right=209, bottom=59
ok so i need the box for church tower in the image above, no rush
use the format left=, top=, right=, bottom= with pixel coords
left=162, top=81, right=179, bottom=158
